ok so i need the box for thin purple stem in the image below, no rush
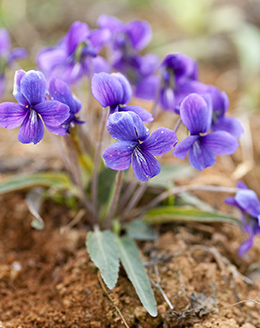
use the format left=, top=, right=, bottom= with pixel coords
left=121, top=181, right=149, bottom=221
left=64, top=134, right=95, bottom=225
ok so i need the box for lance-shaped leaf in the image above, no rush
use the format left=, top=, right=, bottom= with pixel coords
left=143, top=206, right=242, bottom=225
left=86, top=228, right=119, bottom=290
left=0, top=172, right=78, bottom=195
left=125, top=219, right=157, bottom=241
left=116, top=236, right=157, bottom=317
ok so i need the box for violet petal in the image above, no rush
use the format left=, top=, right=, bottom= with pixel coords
left=127, top=20, right=152, bottom=51
left=238, top=237, right=254, bottom=257
left=212, top=116, right=244, bottom=139
left=121, top=105, right=154, bottom=123
left=132, top=146, right=160, bottom=181
left=135, top=75, right=159, bottom=100
left=37, top=47, right=67, bottom=74
left=97, top=15, right=123, bottom=32
left=92, top=56, right=111, bottom=75
left=189, top=138, right=216, bottom=171
left=13, top=70, right=28, bottom=105
left=34, top=100, right=70, bottom=131
left=103, top=141, right=135, bottom=171
left=0, top=102, right=27, bottom=128
left=64, top=21, right=89, bottom=56
left=172, top=135, right=199, bottom=159
left=91, top=72, right=124, bottom=107
left=203, top=131, right=239, bottom=155
left=235, top=189, right=260, bottom=219
left=20, top=70, right=47, bottom=105
left=49, top=77, right=78, bottom=113
left=18, top=110, right=44, bottom=144
left=142, top=128, right=178, bottom=156
left=180, top=93, right=212, bottom=134
left=111, top=72, right=132, bottom=104
left=107, top=111, right=148, bottom=142
left=88, top=28, right=111, bottom=53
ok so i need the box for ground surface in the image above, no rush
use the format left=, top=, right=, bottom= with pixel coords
left=0, top=180, right=260, bottom=327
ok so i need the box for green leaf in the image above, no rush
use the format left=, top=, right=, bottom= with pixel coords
left=86, top=228, right=119, bottom=290
left=126, top=219, right=157, bottom=241
left=0, top=172, right=78, bottom=195
left=116, top=236, right=157, bottom=317
left=143, top=206, right=242, bottom=225
left=179, top=192, right=214, bottom=211
left=97, top=167, right=117, bottom=206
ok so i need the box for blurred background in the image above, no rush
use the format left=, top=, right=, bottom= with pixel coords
left=0, top=0, right=259, bottom=108
left=0, top=0, right=259, bottom=190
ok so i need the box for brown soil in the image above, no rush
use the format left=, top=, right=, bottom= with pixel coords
left=0, top=188, right=260, bottom=327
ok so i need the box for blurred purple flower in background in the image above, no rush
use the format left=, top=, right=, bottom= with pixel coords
left=208, top=86, right=244, bottom=139
left=0, top=28, right=27, bottom=98
left=48, top=77, right=84, bottom=132
left=37, top=21, right=110, bottom=84
left=225, top=182, right=260, bottom=256
left=103, top=111, right=177, bottom=181
left=173, top=93, right=239, bottom=170
left=98, top=15, right=152, bottom=52
left=91, top=72, right=153, bottom=122
left=135, top=53, right=206, bottom=112
left=0, top=70, right=70, bottom=144
left=98, top=15, right=159, bottom=87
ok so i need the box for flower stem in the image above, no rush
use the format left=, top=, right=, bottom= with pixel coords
left=64, top=134, right=95, bottom=225
left=91, top=108, right=109, bottom=219
left=173, top=117, right=182, bottom=133
left=117, top=176, right=138, bottom=213
left=103, top=171, right=124, bottom=229
left=121, top=181, right=149, bottom=221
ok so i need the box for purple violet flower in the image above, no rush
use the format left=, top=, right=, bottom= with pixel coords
left=0, top=28, right=27, bottom=98
left=37, top=21, right=110, bottom=84
left=207, top=86, right=244, bottom=139
left=135, top=53, right=206, bottom=112
left=103, top=111, right=178, bottom=181
left=91, top=72, right=153, bottom=123
left=48, top=77, right=84, bottom=132
left=225, top=182, right=260, bottom=256
left=0, top=70, right=70, bottom=144
left=173, top=93, right=239, bottom=170
left=98, top=15, right=152, bottom=52
left=97, top=15, right=159, bottom=86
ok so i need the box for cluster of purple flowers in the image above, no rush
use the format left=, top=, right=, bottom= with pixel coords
left=37, top=21, right=110, bottom=84
left=0, top=16, right=256, bottom=254
left=172, top=93, right=239, bottom=170
left=0, top=16, right=243, bottom=174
